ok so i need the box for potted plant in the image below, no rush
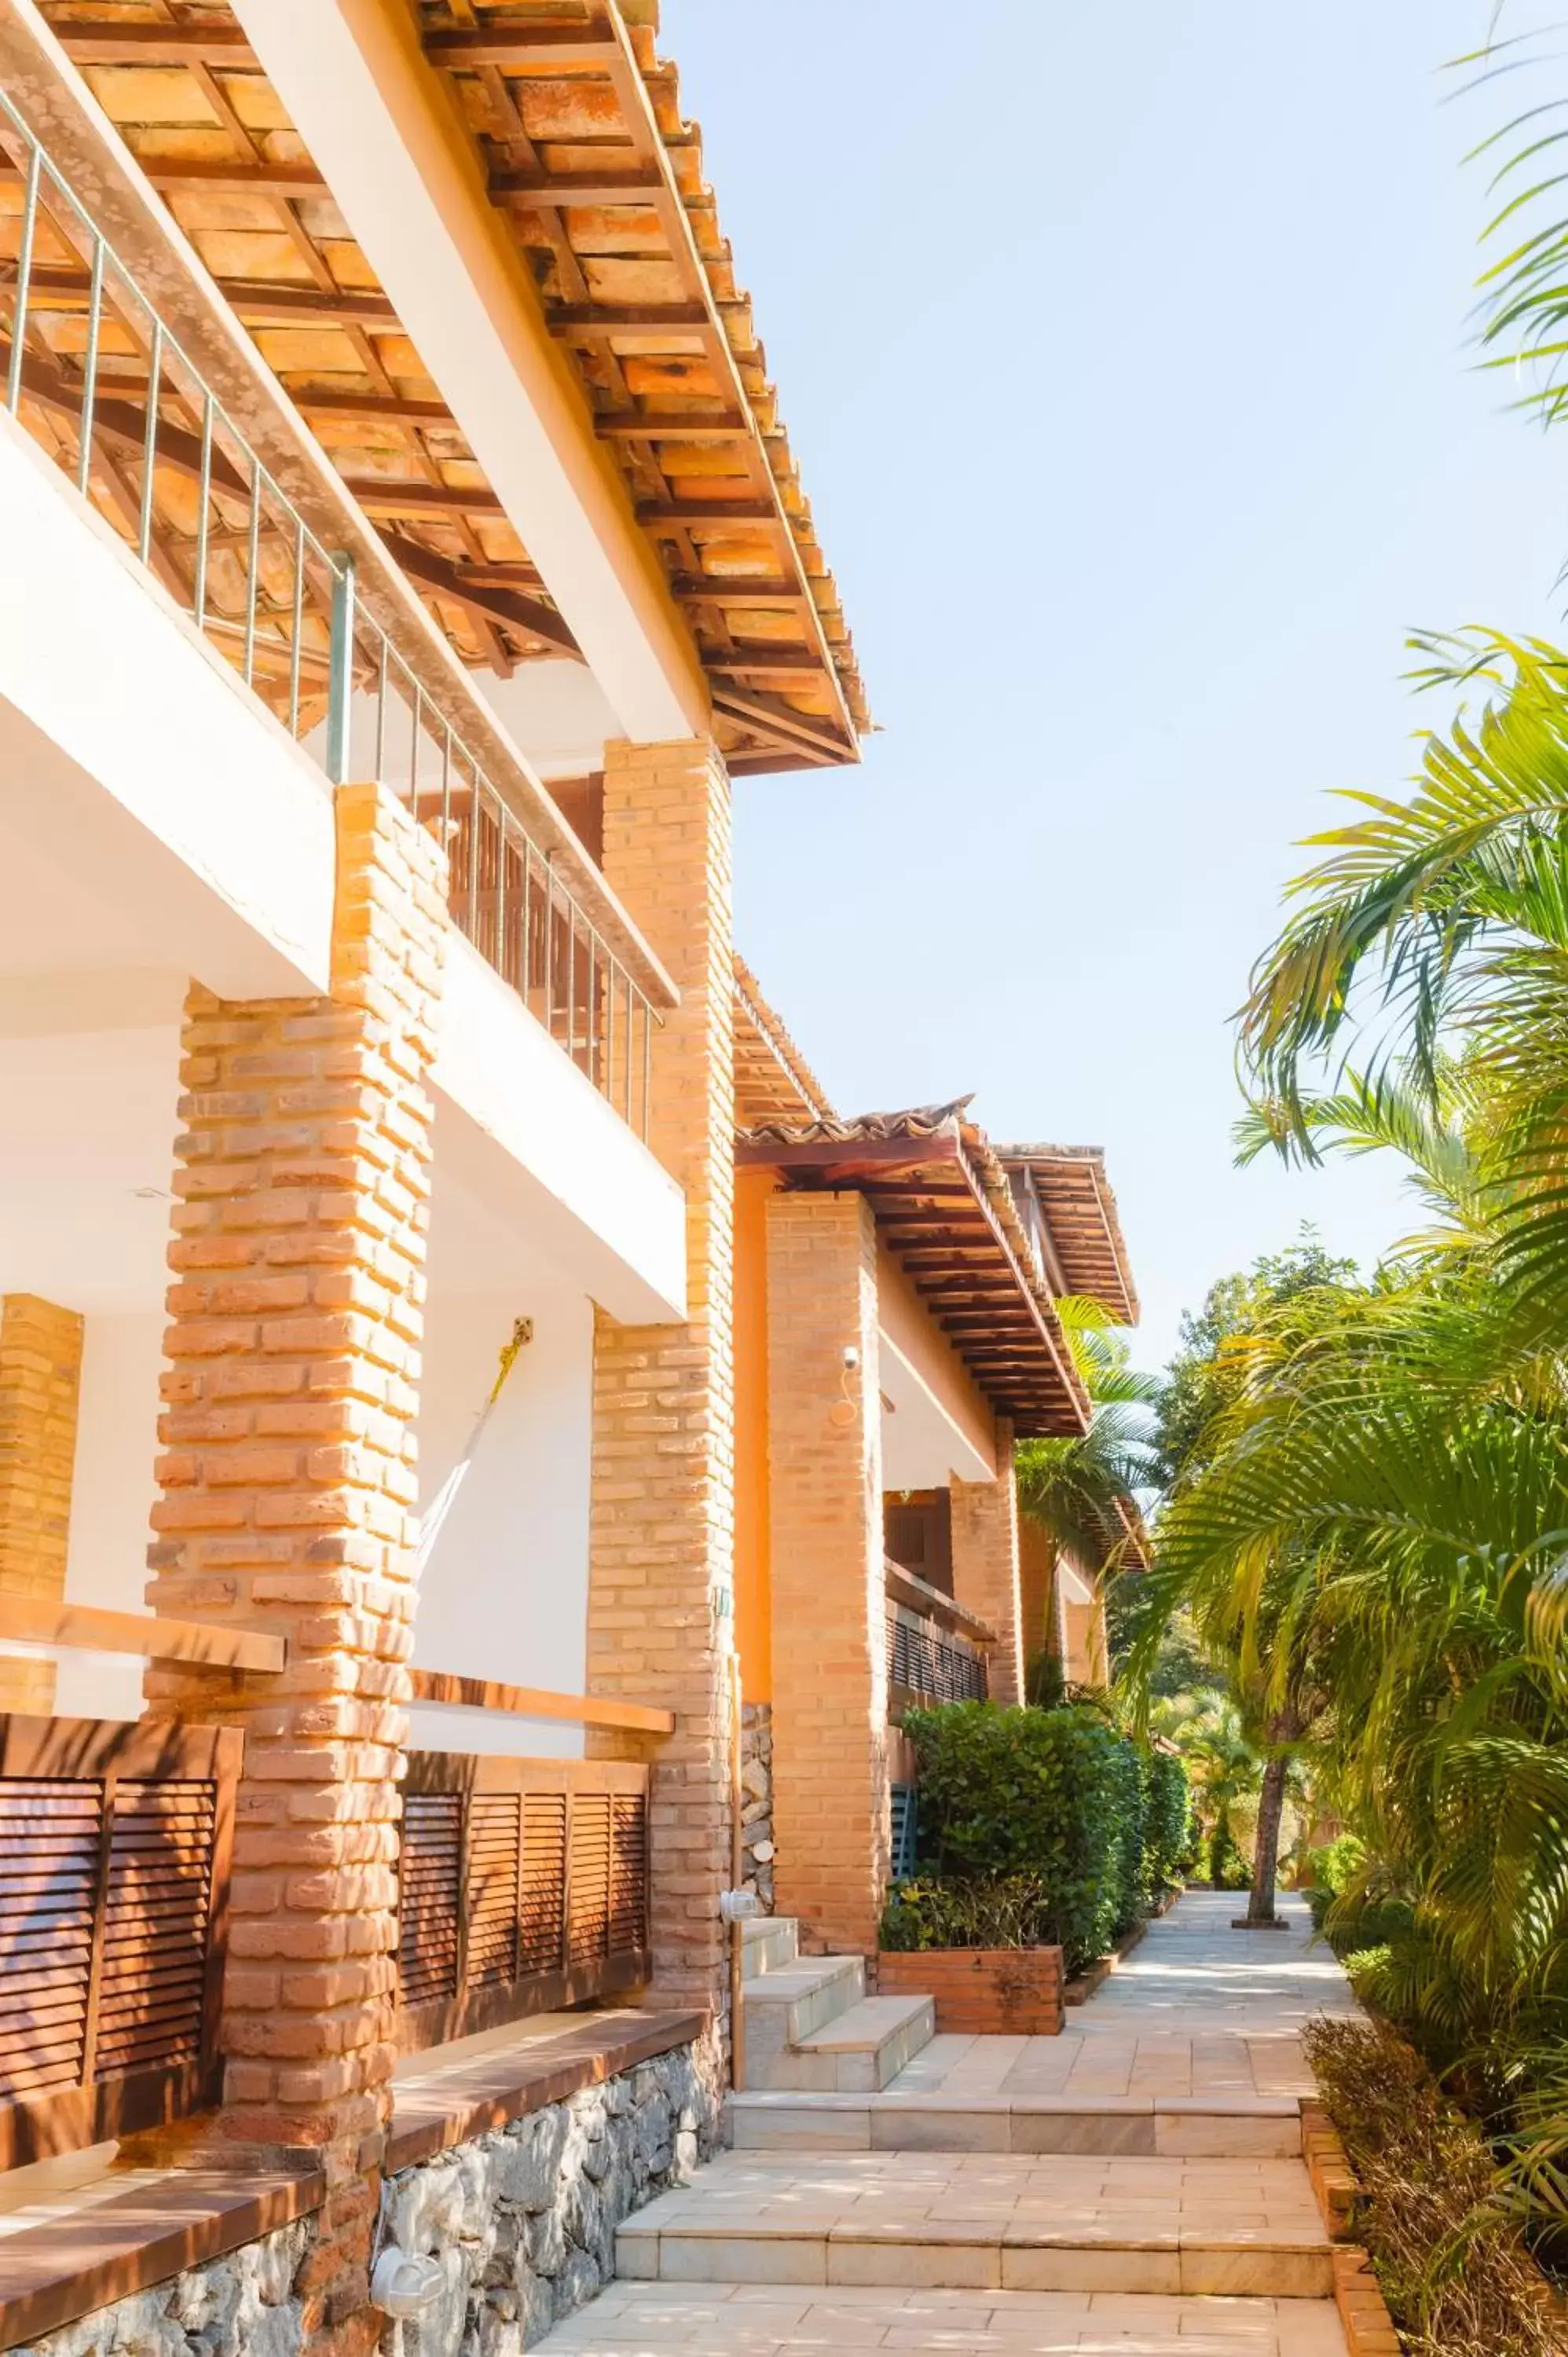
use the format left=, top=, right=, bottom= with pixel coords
left=877, top=1873, right=1065, bottom=2034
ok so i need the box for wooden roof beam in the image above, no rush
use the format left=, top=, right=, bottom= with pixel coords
left=340, top=477, right=504, bottom=518
left=229, top=0, right=711, bottom=742
left=423, top=27, right=625, bottom=68
left=551, top=303, right=712, bottom=339
left=141, top=161, right=332, bottom=198
left=673, top=575, right=810, bottom=606
left=376, top=528, right=581, bottom=658
left=492, top=170, right=666, bottom=206
left=53, top=21, right=259, bottom=67
left=595, top=412, right=747, bottom=441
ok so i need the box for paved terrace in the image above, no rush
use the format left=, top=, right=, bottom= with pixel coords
left=551, top=1890, right=1362, bottom=2357
left=892, top=1889, right=1358, bottom=2106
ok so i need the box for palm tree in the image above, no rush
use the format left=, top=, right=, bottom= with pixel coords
left=1239, top=630, right=1568, bottom=1325
left=1015, top=1299, right=1159, bottom=1690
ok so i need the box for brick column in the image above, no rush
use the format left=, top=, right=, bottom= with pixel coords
left=143, top=783, right=445, bottom=2346
left=1017, top=1515, right=1057, bottom=1677
left=0, top=1294, right=83, bottom=1711
left=766, top=1190, right=888, bottom=1956
left=951, top=1426, right=1024, bottom=1706
left=587, top=737, right=736, bottom=2017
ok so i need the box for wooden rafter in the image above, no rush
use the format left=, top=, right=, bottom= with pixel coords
left=32, top=0, right=866, bottom=773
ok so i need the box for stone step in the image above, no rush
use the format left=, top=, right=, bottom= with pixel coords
left=533, top=2279, right=1350, bottom=2357
left=615, top=2150, right=1335, bottom=2300
left=727, top=2088, right=1304, bottom=2157
left=740, top=1914, right=799, bottom=1980
left=753, top=1994, right=936, bottom=2095
left=740, top=1954, right=866, bottom=2058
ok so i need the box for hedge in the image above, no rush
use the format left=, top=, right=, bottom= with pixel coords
left=899, top=1700, right=1156, bottom=1974
left=1141, top=1749, right=1192, bottom=1901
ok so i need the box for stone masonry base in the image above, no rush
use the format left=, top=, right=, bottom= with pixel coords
left=11, top=2036, right=723, bottom=2357
left=740, top=1703, right=775, bottom=1912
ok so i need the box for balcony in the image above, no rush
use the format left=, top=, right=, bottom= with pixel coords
left=0, top=79, right=673, bottom=1138
left=885, top=1560, right=992, bottom=1714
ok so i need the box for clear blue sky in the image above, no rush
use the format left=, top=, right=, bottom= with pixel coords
left=665, top=1, right=1567, bottom=1372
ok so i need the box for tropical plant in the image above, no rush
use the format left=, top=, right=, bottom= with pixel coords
left=1015, top=1299, right=1159, bottom=1643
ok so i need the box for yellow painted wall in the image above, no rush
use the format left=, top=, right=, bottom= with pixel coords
left=734, top=1165, right=777, bottom=1701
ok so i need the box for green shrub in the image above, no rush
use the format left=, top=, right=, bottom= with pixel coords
left=1304, top=2016, right=1562, bottom=2357
left=877, top=1875, right=1053, bottom=1952
left=900, top=1701, right=1138, bottom=1973
left=1107, top=1732, right=1145, bottom=1936
left=1207, top=1817, right=1251, bottom=1890
left=1306, top=1832, right=1367, bottom=1898
left=1140, top=1750, right=1191, bottom=1901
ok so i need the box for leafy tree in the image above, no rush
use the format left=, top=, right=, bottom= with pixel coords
left=1136, top=1240, right=1353, bottom=1924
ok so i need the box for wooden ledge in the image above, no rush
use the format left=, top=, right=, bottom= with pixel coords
left=0, top=1596, right=284, bottom=1673
left=884, top=1562, right=997, bottom=1646
left=387, top=2007, right=708, bottom=2172
left=0, top=2159, right=322, bottom=2354
left=408, top=1668, right=674, bottom=1736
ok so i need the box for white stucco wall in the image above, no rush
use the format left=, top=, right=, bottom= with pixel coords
left=0, top=412, right=334, bottom=1000
left=408, top=1287, right=595, bottom=1759
left=54, top=1310, right=167, bottom=1722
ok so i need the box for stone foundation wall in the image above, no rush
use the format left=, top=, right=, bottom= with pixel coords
left=380, top=2034, right=724, bottom=2354
left=13, top=2217, right=314, bottom=2357
left=14, top=2036, right=723, bottom=2357
left=741, top=1702, right=775, bottom=1912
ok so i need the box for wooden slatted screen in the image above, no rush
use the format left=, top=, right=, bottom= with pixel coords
left=397, top=1793, right=463, bottom=2008
left=396, top=1754, right=650, bottom=2055
left=0, top=1717, right=238, bottom=2168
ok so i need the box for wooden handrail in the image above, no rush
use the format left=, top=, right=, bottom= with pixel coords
left=883, top=1560, right=996, bottom=1648
left=408, top=1668, right=675, bottom=1736
left=0, top=1597, right=284, bottom=1674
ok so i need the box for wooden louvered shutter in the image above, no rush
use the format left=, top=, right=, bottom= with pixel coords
left=609, top=1794, right=648, bottom=1957
left=518, top=1791, right=567, bottom=1978
left=464, top=1793, right=521, bottom=1989
left=567, top=1792, right=612, bottom=1967
left=0, top=1717, right=238, bottom=2169
left=397, top=1793, right=462, bottom=2007
left=394, top=1756, right=651, bottom=2055
left=96, top=1780, right=215, bottom=2084
left=0, top=1776, right=101, bottom=2105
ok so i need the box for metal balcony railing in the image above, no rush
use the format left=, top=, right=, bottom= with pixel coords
left=0, top=88, right=662, bottom=1137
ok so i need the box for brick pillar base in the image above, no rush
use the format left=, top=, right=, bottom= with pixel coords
left=951, top=1423, right=1024, bottom=1706
left=767, top=1191, right=888, bottom=1956
left=0, top=1293, right=83, bottom=1711
left=144, top=783, right=445, bottom=2352
left=588, top=739, right=736, bottom=2020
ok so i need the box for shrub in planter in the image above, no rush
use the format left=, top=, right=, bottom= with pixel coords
left=900, top=1701, right=1137, bottom=1974
left=1141, top=1750, right=1192, bottom=1904
left=877, top=1879, right=1064, bottom=2033
left=1304, top=2016, right=1563, bottom=2357
left=878, top=1875, right=1052, bottom=1952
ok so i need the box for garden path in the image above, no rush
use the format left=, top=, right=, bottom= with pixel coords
left=530, top=1890, right=1360, bottom=2357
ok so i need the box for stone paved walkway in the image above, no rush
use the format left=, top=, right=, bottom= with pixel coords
left=537, top=1889, right=1358, bottom=2357
left=889, top=1890, right=1358, bottom=2106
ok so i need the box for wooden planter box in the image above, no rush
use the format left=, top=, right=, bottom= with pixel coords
left=877, top=1945, right=1064, bottom=2035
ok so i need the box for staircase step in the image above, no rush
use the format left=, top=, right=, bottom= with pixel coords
left=727, top=2088, right=1303, bottom=2157
left=533, top=2281, right=1349, bottom=2357
left=741, top=1915, right=799, bottom=1979
left=740, top=1956, right=869, bottom=2088
left=753, top=1994, right=935, bottom=2095
left=616, top=2150, right=1335, bottom=2300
